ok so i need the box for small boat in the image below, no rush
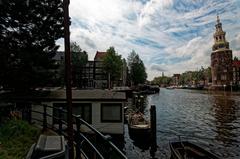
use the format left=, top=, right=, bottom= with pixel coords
left=166, top=86, right=175, bottom=89
left=170, top=141, right=219, bottom=159
left=128, top=111, right=151, bottom=141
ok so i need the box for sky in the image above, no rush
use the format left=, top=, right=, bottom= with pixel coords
left=57, top=0, right=240, bottom=80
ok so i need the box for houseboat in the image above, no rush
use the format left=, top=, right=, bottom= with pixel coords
left=0, top=89, right=126, bottom=135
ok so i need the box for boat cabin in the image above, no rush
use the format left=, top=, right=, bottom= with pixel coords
left=0, top=89, right=126, bottom=135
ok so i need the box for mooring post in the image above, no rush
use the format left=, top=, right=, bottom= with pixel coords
left=150, top=105, right=157, bottom=158
left=140, top=95, right=144, bottom=112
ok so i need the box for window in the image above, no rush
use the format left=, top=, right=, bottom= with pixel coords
left=221, top=75, right=226, bottom=80
left=101, top=103, right=122, bottom=122
left=72, top=103, right=92, bottom=123
left=53, top=103, right=92, bottom=124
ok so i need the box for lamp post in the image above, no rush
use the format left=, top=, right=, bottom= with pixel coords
left=63, top=0, right=74, bottom=158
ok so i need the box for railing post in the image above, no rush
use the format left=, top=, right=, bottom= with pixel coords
left=58, top=107, right=63, bottom=135
left=104, top=135, right=112, bottom=159
left=27, top=104, right=32, bottom=124
left=42, top=104, right=47, bottom=132
left=75, top=115, right=82, bottom=159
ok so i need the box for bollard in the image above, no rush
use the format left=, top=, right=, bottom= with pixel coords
left=150, top=105, right=157, bottom=158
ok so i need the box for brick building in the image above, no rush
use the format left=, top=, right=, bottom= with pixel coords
left=211, top=16, right=233, bottom=88
left=233, top=60, right=240, bottom=86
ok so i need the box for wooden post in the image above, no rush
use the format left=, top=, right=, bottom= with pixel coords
left=150, top=105, right=157, bottom=158
left=75, top=115, right=82, bottom=159
left=42, top=104, right=47, bottom=132
left=140, top=96, right=144, bottom=112
left=63, top=0, right=74, bottom=158
left=104, top=135, right=112, bottom=159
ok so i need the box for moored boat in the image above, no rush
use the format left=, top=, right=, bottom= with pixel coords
left=128, top=111, right=151, bottom=141
left=166, top=86, right=175, bottom=89
left=170, top=141, right=219, bottom=159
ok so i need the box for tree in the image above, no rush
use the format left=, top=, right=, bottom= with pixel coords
left=103, top=47, right=123, bottom=89
left=58, top=42, right=88, bottom=87
left=234, top=56, right=239, bottom=61
left=204, top=67, right=212, bottom=83
left=0, top=0, right=64, bottom=91
left=127, top=50, right=147, bottom=86
left=152, top=76, right=172, bottom=86
left=70, top=42, right=88, bottom=88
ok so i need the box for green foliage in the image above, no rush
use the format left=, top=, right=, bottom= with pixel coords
left=71, top=42, right=88, bottom=88
left=0, top=119, right=40, bottom=159
left=0, top=0, right=64, bottom=91
left=178, top=67, right=211, bottom=85
left=152, top=66, right=212, bottom=86
left=127, top=50, right=147, bottom=85
left=233, top=56, right=239, bottom=61
left=71, top=42, right=88, bottom=68
left=152, top=76, right=172, bottom=85
left=103, top=47, right=123, bottom=81
left=59, top=42, right=88, bottom=87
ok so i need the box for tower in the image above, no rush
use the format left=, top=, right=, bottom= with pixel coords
left=211, top=15, right=233, bottom=87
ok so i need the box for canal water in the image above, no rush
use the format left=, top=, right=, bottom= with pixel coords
left=124, top=88, right=240, bottom=159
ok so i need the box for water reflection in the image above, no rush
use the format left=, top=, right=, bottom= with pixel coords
left=213, top=95, right=238, bottom=146
left=125, top=89, right=240, bottom=159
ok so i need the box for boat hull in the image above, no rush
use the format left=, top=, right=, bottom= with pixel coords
left=170, top=141, right=219, bottom=159
left=128, top=125, right=151, bottom=141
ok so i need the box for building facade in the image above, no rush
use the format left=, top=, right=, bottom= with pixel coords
left=211, top=16, right=233, bottom=87
left=80, top=51, right=108, bottom=89
left=233, top=60, right=240, bottom=86
left=172, top=74, right=180, bottom=86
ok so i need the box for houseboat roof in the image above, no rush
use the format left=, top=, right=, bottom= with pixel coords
left=0, top=89, right=126, bottom=102
left=51, top=89, right=126, bottom=100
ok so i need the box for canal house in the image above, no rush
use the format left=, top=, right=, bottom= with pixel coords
left=0, top=89, right=126, bottom=135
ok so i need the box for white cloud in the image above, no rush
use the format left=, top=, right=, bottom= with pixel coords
left=57, top=0, right=240, bottom=80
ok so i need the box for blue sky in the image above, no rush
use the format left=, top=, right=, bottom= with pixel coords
left=57, top=0, right=240, bottom=80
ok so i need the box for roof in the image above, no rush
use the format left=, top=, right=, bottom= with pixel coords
left=94, top=51, right=107, bottom=61
left=233, top=60, right=240, bottom=67
left=50, top=90, right=126, bottom=100
left=0, top=89, right=126, bottom=102
left=173, top=74, right=180, bottom=77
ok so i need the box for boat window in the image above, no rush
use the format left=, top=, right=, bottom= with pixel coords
left=101, top=103, right=122, bottom=122
left=53, top=103, right=92, bottom=124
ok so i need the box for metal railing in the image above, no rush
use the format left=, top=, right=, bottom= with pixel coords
left=0, top=103, right=127, bottom=159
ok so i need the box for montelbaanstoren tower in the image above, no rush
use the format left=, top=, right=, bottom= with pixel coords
left=211, top=15, right=233, bottom=88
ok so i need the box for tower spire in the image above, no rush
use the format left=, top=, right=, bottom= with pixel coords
left=217, top=14, right=220, bottom=24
